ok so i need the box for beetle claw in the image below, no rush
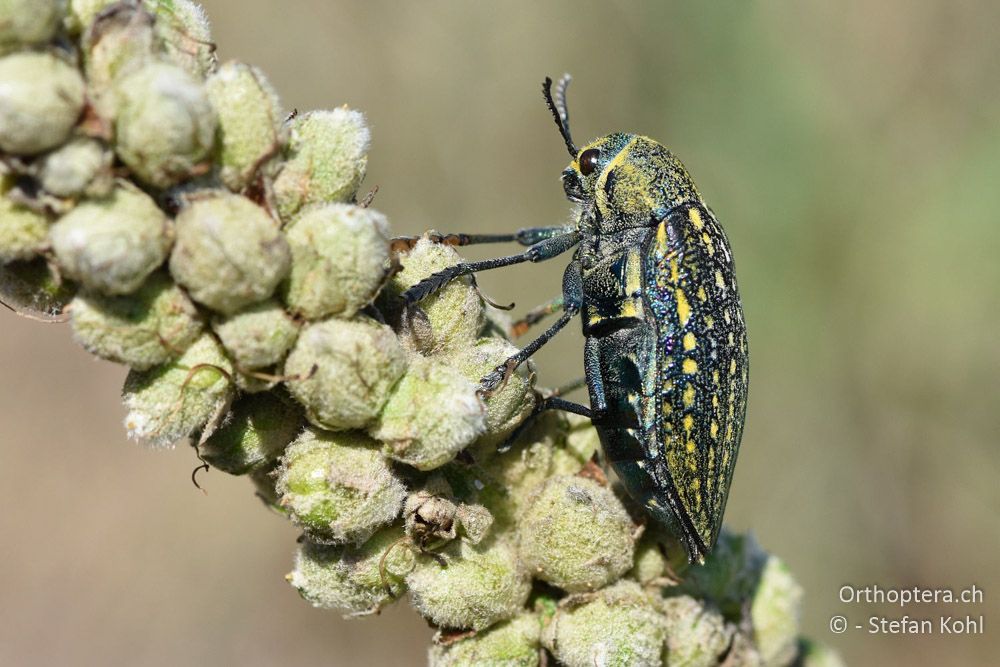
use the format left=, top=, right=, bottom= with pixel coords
left=477, top=362, right=513, bottom=398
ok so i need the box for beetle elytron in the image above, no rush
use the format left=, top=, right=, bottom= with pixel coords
left=402, top=75, right=748, bottom=564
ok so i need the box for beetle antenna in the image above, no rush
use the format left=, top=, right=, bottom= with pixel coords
left=543, top=74, right=577, bottom=157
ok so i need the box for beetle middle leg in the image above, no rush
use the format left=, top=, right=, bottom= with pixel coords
left=479, top=259, right=583, bottom=395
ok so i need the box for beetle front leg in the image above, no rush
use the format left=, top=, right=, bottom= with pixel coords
left=401, top=232, right=579, bottom=305
left=391, top=225, right=576, bottom=252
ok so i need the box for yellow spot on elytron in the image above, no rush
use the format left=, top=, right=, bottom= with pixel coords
left=728, top=332, right=735, bottom=345
left=662, top=402, right=672, bottom=416
left=730, top=358, right=737, bottom=375
left=712, top=370, right=720, bottom=384
left=683, top=358, right=698, bottom=374
left=726, top=425, right=733, bottom=440
left=715, top=270, right=725, bottom=288
left=697, top=286, right=708, bottom=302
left=692, top=478, right=700, bottom=490
left=689, top=207, right=704, bottom=229
left=685, top=438, right=695, bottom=452
left=722, top=449, right=731, bottom=467
left=712, top=395, right=719, bottom=408
left=701, top=232, right=715, bottom=255
left=683, top=332, right=697, bottom=350
left=619, top=300, right=638, bottom=318
left=676, top=289, right=691, bottom=325
left=683, top=383, right=696, bottom=407
left=655, top=222, right=668, bottom=252
left=724, top=309, right=731, bottom=324
left=683, top=414, right=694, bottom=432
left=704, top=315, right=715, bottom=328
left=710, top=421, right=719, bottom=438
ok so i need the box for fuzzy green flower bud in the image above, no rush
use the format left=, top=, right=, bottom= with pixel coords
left=542, top=581, right=666, bottom=667
left=751, top=555, right=804, bottom=667
left=452, top=337, right=534, bottom=445
left=205, top=61, right=282, bottom=191
left=211, top=299, right=299, bottom=370
left=289, top=526, right=414, bottom=616
left=83, top=5, right=158, bottom=119
left=122, top=333, right=234, bottom=447
left=275, top=427, right=407, bottom=544
left=0, top=258, right=75, bottom=320
left=282, top=203, right=390, bottom=320
left=273, top=108, right=369, bottom=221
left=407, top=538, right=531, bottom=631
left=631, top=532, right=670, bottom=586
left=0, top=177, right=50, bottom=263
left=382, top=238, right=484, bottom=355
left=672, top=530, right=768, bottom=621
left=660, top=595, right=732, bottom=667
left=50, top=182, right=173, bottom=295
left=518, top=475, right=635, bottom=593
left=70, top=271, right=202, bottom=370
left=67, top=0, right=119, bottom=34
left=198, top=391, right=302, bottom=475
left=370, top=354, right=485, bottom=470
left=0, top=52, right=86, bottom=156
left=468, top=411, right=567, bottom=530
left=428, top=612, right=542, bottom=667
left=0, top=0, right=62, bottom=54
left=284, top=317, right=408, bottom=430
left=144, top=0, right=217, bottom=78
left=36, top=138, right=113, bottom=199
left=112, top=61, right=217, bottom=187
left=168, top=192, right=290, bottom=314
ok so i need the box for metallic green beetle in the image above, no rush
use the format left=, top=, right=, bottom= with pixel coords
left=402, top=75, right=748, bottom=564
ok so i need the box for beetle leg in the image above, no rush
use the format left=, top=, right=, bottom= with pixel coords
left=510, top=296, right=565, bottom=338
left=401, top=232, right=579, bottom=305
left=390, top=225, right=575, bottom=252
left=495, top=395, right=593, bottom=453
left=479, top=309, right=576, bottom=394
left=479, top=259, right=583, bottom=394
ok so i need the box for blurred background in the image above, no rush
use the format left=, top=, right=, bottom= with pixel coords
left=2, top=1, right=998, bottom=664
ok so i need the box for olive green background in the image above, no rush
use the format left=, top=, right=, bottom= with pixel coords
left=1, top=1, right=998, bottom=665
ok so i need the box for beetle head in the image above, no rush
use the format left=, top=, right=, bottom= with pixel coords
left=543, top=76, right=700, bottom=226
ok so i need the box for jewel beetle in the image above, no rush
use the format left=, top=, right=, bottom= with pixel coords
left=401, top=75, right=748, bottom=564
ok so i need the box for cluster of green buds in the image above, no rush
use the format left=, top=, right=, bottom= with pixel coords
left=0, top=2, right=842, bottom=665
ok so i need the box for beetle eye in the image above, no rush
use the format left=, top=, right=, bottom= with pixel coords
left=578, top=148, right=600, bottom=176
